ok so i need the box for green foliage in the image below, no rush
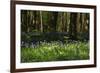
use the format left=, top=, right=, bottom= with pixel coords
left=21, top=41, right=89, bottom=63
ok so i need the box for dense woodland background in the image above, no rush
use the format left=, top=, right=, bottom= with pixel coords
left=21, top=10, right=89, bottom=45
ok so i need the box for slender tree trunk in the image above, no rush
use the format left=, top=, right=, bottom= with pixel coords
left=27, top=11, right=29, bottom=32
left=62, top=12, right=66, bottom=32
left=40, top=11, right=43, bottom=32
left=82, top=13, right=85, bottom=32
left=76, top=13, right=80, bottom=33
left=64, top=13, right=68, bottom=32
left=80, top=13, right=82, bottom=32
left=34, top=11, right=37, bottom=30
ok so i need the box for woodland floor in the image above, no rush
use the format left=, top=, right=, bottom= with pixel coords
left=21, top=41, right=89, bottom=63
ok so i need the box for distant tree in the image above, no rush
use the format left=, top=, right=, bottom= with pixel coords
left=69, top=13, right=77, bottom=40
left=50, top=12, right=58, bottom=32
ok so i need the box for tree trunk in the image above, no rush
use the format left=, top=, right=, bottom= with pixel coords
left=51, top=12, right=58, bottom=32
left=40, top=11, right=43, bottom=32
left=70, top=13, right=77, bottom=40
